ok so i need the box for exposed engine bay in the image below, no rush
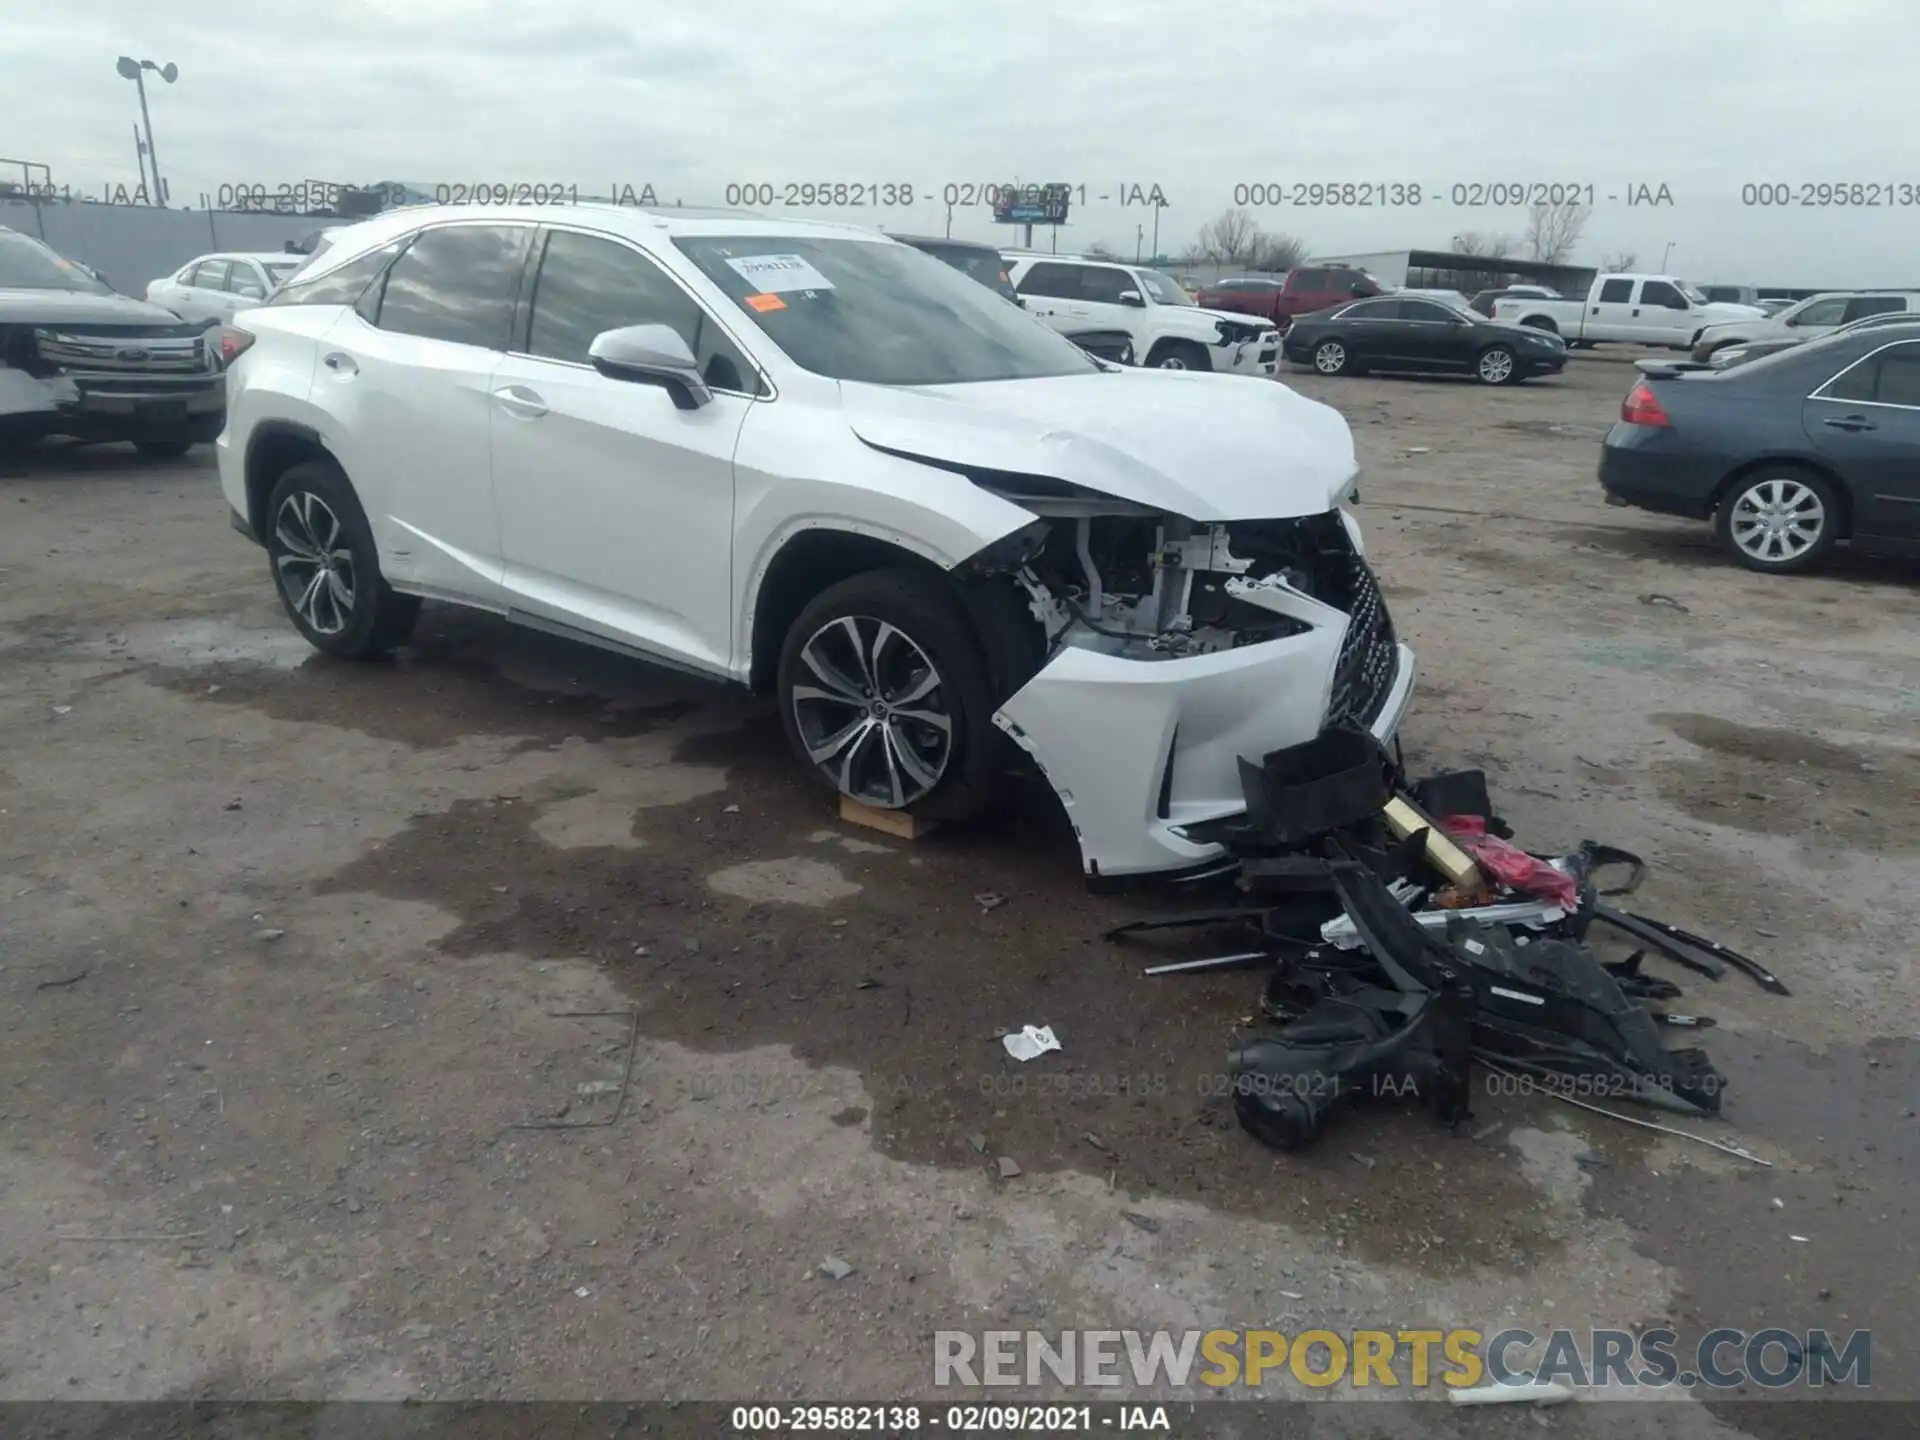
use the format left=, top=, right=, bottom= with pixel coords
left=963, top=490, right=1397, bottom=728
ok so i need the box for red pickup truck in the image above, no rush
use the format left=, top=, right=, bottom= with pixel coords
left=1195, top=266, right=1384, bottom=329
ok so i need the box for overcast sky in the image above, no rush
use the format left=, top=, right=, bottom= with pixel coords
left=7, top=0, right=1915, bottom=284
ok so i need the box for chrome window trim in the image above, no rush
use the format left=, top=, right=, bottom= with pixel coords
left=1807, top=337, right=1920, bottom=411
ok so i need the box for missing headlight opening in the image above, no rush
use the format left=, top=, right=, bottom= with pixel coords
left=975, top=502, right=1394, bottom=698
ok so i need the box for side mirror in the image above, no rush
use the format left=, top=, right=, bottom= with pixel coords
left=1117, top=289, right=1145, bottom=307
left=588, top=323, right=712, bottom=410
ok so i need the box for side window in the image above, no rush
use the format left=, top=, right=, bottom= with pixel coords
left=1876, top=344, right=1920, bottom=406
left=1293, top=271, right=1326, bottom=293
left=1015, top=262, right=1082, bottom=299
left=1340, top=300, right=1394, bottom=320
left=1842, top=295, right=1906, bottom=324
left=196, top=260, right=232, bottom=290
left=371, top=224, right=533, bottom=350
left=1820, top=353, right=1880, bottom=403
left=525, top=230, right=761, bottom=395
left=1401, top=300, right=1454, bottom=323
left=1597, top=278, right=1634, bottom=304
left=1791, top=297, right=1849, bottom=327
left=269, top=240, right=404, bottom=308
left=1077, top=266, right=1138, bottom=304
left=1638, top=280, right=1686, bottom=309
left=178, top=261, right=206, bottom=285
left=226, top=263, right=267, bottom=299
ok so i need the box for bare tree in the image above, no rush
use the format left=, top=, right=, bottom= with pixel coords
left=1173, top=244, right=1209, bottom=269
left=1250, top=231, right=1308, bottom=272
left=1081, top=240, right=1121, bottom=261
left=1523, top=199, right=1590, bottom=264
left=1599, top=250, right=1638, bottom=273
left=1195, top=207, right=1261, bottom=267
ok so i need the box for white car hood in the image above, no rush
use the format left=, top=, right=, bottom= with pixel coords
left=839, top=369, right=1356, bottom=521
left=1697, top=302, right=1766, bottom=325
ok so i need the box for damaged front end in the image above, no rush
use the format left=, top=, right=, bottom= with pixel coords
left=959, top=477, right=1415, bottom=882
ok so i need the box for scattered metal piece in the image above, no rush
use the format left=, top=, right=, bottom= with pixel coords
left=818, top=1255, right=854, bottom=1280
left=511, top=1009, right=641, bottom=1131
left=1639, top=593, right=1690, bottom=613
left=1320, top=899, right=1565, bottom=949
left=996, top=1156, right=1022, bottom=1178
left=974, top=892, right=1007, bottom=912
left=966, top=1133, right=986, bottom=1153
left=35, top=970, right=89, bottom=990
left=1083, top=1133, right=1110, bottom=1153
left=1347, top=1152, right=1377, bottom=1171
left=1143, top=950, right=1273, bottom=976
left=1120, top=1211, right=1160, bottom=1233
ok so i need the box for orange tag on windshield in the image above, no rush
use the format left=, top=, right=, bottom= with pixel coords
left=746, top=293, right=786, bottom=312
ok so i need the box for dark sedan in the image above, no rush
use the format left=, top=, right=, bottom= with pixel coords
left=1282, top=295, right=1566, bottom=385
left=1600, top=322, right=1920, bottom=572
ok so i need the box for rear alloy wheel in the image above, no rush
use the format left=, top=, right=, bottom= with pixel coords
left=265, top=459, right=421, bottom=658
left=1313, top=340, right=1349, bottom=375
left=777, top=568, right=1000, bottom=820
left=1714, top=471, right=1838, bottom=574
left=1475, top=345, right=1519, bottom=385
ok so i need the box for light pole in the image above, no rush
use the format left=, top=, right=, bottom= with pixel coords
left=116, top=56, right=178, bottom=205
left=1135, top=223, right=1144, bottom=263
left=1660, top=240, right=1676, bottom=271
left=1150, top=197, right=1165, bottom=265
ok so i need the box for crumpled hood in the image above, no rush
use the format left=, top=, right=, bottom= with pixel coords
left=840, top=369, right=1356, bottom=521
left=0, top=287, right=189, bottom=326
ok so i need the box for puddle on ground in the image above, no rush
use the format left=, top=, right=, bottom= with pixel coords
left=307, top=705, right=1560, bottom=1276
left=1650, top=713, right=1917, bottom=852
left=1587, top=1033, right=1920, bottom=1414
left=146, top=607, right=717, bottom=751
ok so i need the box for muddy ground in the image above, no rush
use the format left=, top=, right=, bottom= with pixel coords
left=1, top=353, right=1915, bottom=1436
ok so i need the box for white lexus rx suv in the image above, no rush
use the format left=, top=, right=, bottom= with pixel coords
left=217, top=206, right=1414, bottom=882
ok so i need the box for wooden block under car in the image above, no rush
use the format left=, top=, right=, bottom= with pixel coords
left=839, top=794, right=941, bottom=840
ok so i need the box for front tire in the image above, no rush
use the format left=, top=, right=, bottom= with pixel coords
left=1312, top=339, right=1350, bottom=375
left=777, top=567, right=1001, bottom=820
left=1147, top=340, right=1210, bottom=372
left=1713, top=469, right=1840, bottom=574
left=1475, top=345, right=1519, bottom=385
left=264, top=459, right=421, bottom=658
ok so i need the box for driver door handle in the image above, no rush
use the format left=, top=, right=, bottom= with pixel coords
left=492, top=384, right=548, bottom=419
left=1823, top=415, right=1876, bottom=432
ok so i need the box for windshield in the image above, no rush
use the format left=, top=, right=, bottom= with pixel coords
left=0, top=230, right=115, bottom=294
left=1136, top=270, right=1195, bottom=306
left=674, top=235, right=1098, bottom=385
left=1678, top=282, right=1709, bottom=304
left=912, top=244, right=1018, bottom=303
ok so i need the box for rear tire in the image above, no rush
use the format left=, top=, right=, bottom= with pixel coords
left=776, top=567, right=1001, bottom=821
left=264, top=458, right=421, bottom=658
left=1713, top=468, right=1840, bottom=575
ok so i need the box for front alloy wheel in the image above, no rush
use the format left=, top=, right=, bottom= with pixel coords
left=1314, top=340, right=1348, bottom=374
left=1476, top=346, right=1518, bottom=385
left=1717, top=474, right=1835, bottom=573
left=274, top=491, right=357, bottom=635
left=790, top=615, right=953, bottom=809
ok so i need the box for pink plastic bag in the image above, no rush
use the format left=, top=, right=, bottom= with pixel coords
left=1440, top=815, right=1578, bottom=907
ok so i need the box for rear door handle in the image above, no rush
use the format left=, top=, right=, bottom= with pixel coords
left=321, top=352, right=358, bottom=376
left=492, top=384, right=548, bottom=418
left=1823, top=415, right=1876, bottom=432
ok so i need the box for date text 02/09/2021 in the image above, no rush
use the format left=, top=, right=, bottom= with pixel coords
left=1227, top=181, right=1675, bottom=208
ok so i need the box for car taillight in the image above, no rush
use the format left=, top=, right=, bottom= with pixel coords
left=216, top=326, right=255, bottom=366
left=1622, top=380, right=1671, bottom=427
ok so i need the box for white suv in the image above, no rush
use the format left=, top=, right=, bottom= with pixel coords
left=218, top=206, right=1413, bottom=881
left=1006, top=256, right=1280, bottom=376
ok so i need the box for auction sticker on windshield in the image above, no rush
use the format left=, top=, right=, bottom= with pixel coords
left=724, top=254, right=835, bottom=293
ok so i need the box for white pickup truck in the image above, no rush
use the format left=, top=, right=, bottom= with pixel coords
left=1491, top=274, right=1763, bottom=350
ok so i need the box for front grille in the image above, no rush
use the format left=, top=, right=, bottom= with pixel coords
left=34, top=328, right=209, bottom=375
left=1326, top=550, right=1399, bottom=727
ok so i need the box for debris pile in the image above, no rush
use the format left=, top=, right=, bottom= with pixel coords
left=1110, top=728, right=1786, bottom=1156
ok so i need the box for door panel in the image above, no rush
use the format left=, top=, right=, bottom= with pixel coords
left=315, top=311, right=509, bottom=602
left=490, top=357, right=750, bottom=672
left=1805, top=343, right=1920, bottom=539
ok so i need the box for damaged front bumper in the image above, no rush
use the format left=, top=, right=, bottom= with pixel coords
left=993, top=572, right=1415, bottom=882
